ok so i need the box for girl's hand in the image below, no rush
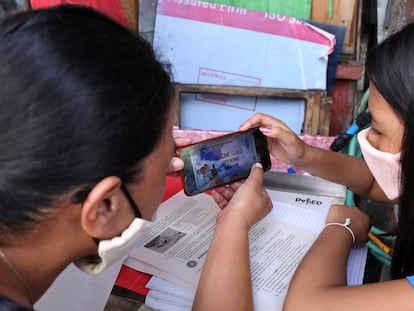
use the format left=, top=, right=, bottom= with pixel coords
left=239, top=113, right=307, bottom=165
left=212, top=163, right=272, bottom=229
left=166, top=137, right=192, bottom=177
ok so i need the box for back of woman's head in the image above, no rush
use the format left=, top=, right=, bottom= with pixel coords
left=366, top=22, right=414, bottom=278
left=0, top=5, right=173, bottom=237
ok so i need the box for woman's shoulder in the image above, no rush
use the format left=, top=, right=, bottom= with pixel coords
left=0, top=294, right=33, bottom=311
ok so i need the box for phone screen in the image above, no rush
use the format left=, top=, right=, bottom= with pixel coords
left=178, top=128, right=271, bottom=196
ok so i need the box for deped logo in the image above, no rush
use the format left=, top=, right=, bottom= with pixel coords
left=295, top=197, right=322, bottom=205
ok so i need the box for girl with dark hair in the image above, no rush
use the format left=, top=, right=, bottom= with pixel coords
left=0, top=5, right=272, bottom=310
left=238, top=22, right=414, bottom=311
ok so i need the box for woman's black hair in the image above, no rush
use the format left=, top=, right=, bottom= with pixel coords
left=366, top=22, right=414, bottom=279
left=0, top=5, right=174, bottom=238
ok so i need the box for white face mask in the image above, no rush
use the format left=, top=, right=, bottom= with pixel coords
left=74, top=184, right=153, bottom=275
left=75, top=217, right=153, bottom=275
left=357, top=128, right=402, bottom=200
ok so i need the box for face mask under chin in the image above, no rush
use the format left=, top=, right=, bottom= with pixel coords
left=74, top=217, right=153, bottom=275
left=74, top=183, right=152, bottom=275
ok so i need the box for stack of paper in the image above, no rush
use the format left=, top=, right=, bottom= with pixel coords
left=35, top=261, right=124, bottom=311
left=125, top=190, right=367, bottom=311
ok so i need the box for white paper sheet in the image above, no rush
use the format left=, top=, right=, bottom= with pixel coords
left=34, top=260, right=123, bottom=311
left=124, top=190, right=367, bottom=310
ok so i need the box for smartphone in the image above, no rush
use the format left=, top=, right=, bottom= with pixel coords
left=177, top=128, right=271, bottom=196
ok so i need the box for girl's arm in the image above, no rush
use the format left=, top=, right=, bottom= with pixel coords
left=192, top=163, right=272, bottom=311
left=283, top=205, right=414, bottom=311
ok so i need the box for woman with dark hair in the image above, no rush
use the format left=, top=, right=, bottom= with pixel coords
left=0, top=5, right=272, bottom=310
left=238, top=23, right=414, bottom=310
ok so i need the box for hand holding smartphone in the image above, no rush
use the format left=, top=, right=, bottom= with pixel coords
left=177, top=128, right=271, bottom=196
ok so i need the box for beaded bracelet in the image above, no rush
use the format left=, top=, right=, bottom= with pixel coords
left=323, top=217, right=355, bottom=244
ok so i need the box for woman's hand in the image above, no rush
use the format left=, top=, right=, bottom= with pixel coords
left=166, top=137, right=192, bottom=177
left=325, top=204, right=370, bottom=246
left=193, top=163, right=271, bottom=311
left=239, top=113, right=307, bottom=165
left=212, top=163, right=273, bottom=229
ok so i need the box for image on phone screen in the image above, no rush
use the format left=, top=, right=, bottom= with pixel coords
left=179, top=128, right=270, bottom=196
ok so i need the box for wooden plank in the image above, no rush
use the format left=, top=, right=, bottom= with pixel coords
left=311, top=0, right=357, bottom=50
left=335, top=63, right=363, bottom=80
left=173, top=83, right=331, bottom=136
left=408, top=1, right=414, bottom=21
left=120, top=0, right=138, bottom=32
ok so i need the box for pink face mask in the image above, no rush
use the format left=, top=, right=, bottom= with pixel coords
left=357, top=128, right=401, bottom=200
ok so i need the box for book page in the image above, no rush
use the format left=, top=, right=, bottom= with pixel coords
left=127, top=190, right=333, bottom=309
left=249, top=215, right=318, bottom=310
left=128, top=190, right=367, bottom=311
left=128, top=193, right=220, bottom=289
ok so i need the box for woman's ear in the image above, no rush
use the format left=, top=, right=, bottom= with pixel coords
left=80, top=176, right=126, bottom=240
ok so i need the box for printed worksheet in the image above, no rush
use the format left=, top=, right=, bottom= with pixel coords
left=126, top=190, right=366, bottom=310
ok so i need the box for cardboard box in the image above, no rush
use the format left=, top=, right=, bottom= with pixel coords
left=154, top=1, right=334, bottom=133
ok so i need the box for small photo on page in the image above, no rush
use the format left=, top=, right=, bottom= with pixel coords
left=144, top=228, right=186, bottom=253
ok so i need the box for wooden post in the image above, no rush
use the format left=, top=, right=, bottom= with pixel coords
left=173, top=83, right=331, bottom=136
left=120, top=0, right=138, bottom=33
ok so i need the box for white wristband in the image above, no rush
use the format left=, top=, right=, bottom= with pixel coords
left=323, top=217, right=355, bottom=244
